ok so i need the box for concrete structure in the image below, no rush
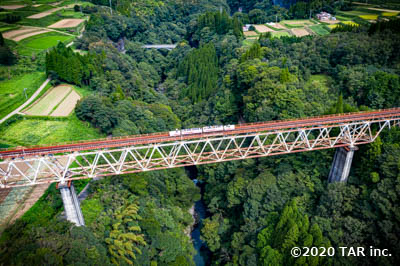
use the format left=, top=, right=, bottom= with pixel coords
left=59, top=183, right=85, bottom=226
left=328, top=146, right=357, bottom=183
left=142, top=44, right=177, bottom=50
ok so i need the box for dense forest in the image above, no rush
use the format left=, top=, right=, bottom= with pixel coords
left=1, top=0, right=400, bottom=265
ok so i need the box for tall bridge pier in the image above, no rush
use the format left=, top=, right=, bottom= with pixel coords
left=58, top=182, right=85, bottom=226
left=328, top=146, right=357, bottom=183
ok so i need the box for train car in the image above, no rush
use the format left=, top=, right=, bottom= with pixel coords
left=169, top=129, right=181, bottom=137
left=169, top=125, right=236, bottom=137
left=203, top=125, right=224, bottom=133
left=181, top=128, right=202, bottom=135
left=224, top=125, right=235, bottom=131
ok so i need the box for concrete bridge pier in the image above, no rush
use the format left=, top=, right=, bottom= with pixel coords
left=328, top=146, right=358, bottom=183
left=58, top=182, right=85, bottom=226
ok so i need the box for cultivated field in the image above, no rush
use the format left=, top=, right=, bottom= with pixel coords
left=27, top=7, right=63, bottom=19
left=49, top=18, right=85, bottom=28
left=51, top=89, right=81, bottom=116
left=24, top=85, right=80, bottom=116
left=2, top=26, right=53, bottom=42
left=0, top=5, right=25, bottom=10
left=272, top=31, right=291, bottom=38
left=282, top=19, right=314, bottom=25
left=309, top=25, right=330, bottom=35
left=17, top=32, right=74, bottom=56
left=291, top=28, right=310, bottom=37
left=254, top=24, right=274, bottom=33
left=321, top=19, right=341, bottom=24
left=244, top=31, right=258, bottom=37
left=268, top=23, right=287, bottom=30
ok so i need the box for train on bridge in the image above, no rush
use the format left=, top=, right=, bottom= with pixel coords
left=169, top=125, right=235, bottom=136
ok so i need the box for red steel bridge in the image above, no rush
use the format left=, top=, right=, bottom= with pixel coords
left=1, top=108, right=400, bottom=189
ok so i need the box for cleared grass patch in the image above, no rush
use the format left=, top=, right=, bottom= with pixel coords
left=0, top=72, right=46, bottom=120
left=0, top=116, right=103, bottom=147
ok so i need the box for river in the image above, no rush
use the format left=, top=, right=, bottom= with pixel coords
left=188, top=172, right=208, bottom=265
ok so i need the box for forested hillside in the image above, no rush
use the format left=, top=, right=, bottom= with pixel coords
left=0, top=0, right=400, bottom=265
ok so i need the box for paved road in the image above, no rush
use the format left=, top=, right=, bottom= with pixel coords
left=0, top=78, right=51, bottom=124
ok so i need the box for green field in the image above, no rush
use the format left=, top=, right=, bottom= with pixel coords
left=342, top=21, right=359, bottom=26
left=0, top=116, right=103, bottom=147
left=359, top=14, right=379, bottom=20
left=272, top=31, right=291, bottom=38
left=382, top=12, right=399, bottom=16
left=0, top=72, right=46, bottom=120
left=17, top=32, right=74, bottom=55
left=309, top=25, right=330, bottom=35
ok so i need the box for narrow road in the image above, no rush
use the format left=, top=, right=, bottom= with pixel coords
left=0, top=78, right=51, bottom=124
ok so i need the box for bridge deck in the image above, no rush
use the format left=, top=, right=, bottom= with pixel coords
left=1, top=108, right=400, bottom=159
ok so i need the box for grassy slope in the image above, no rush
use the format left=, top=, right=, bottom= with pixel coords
left=0, top=115, right=103, bottom=147
left=0, top=72, right=46, bottom=120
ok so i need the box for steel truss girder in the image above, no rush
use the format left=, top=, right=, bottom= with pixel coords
left=1, top=118, right=399, bottom=188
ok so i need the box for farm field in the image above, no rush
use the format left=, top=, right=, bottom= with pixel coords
left=309, top=25, right=330, bottom=35
left=359, top=14, right=378, bottom=20
left=254, top=24, right=274, bottom=33
left=271, top=31, right=291, bottom=38
left=17, top=32, right=73, bottom=55
left=0, top=116, right=102, bottom=147
left=382, top=12, right=399, bottom=16
left=267, top=23, right=287, bottom=30
left=50, top=89, right=81, bottom=116
left=27, top=7, right=62, bottom=19
left=342, top=21, right=359, bottom=26
left=244, top=31, right=258, bottom=37
left=24, top=84, right=80, bottom=116
left=291, top=28, right=310, bottom=37
left=0, top=5, right=26, bottom=10
left=281, top=19, right=314, bottom=25
left=48, top=18, right=84, bottom=28
left=0, top=72, right=47, bottom=120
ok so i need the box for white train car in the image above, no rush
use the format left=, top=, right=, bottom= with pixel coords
left=169, top=125, right=236, bottom=137
left=169, top=129, right=181, bottom=137
left=203, top=125, right=224, bottom=133
left=181, top=128, right=202, bottom=135
left=224, top=125, right=235, bottom=131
